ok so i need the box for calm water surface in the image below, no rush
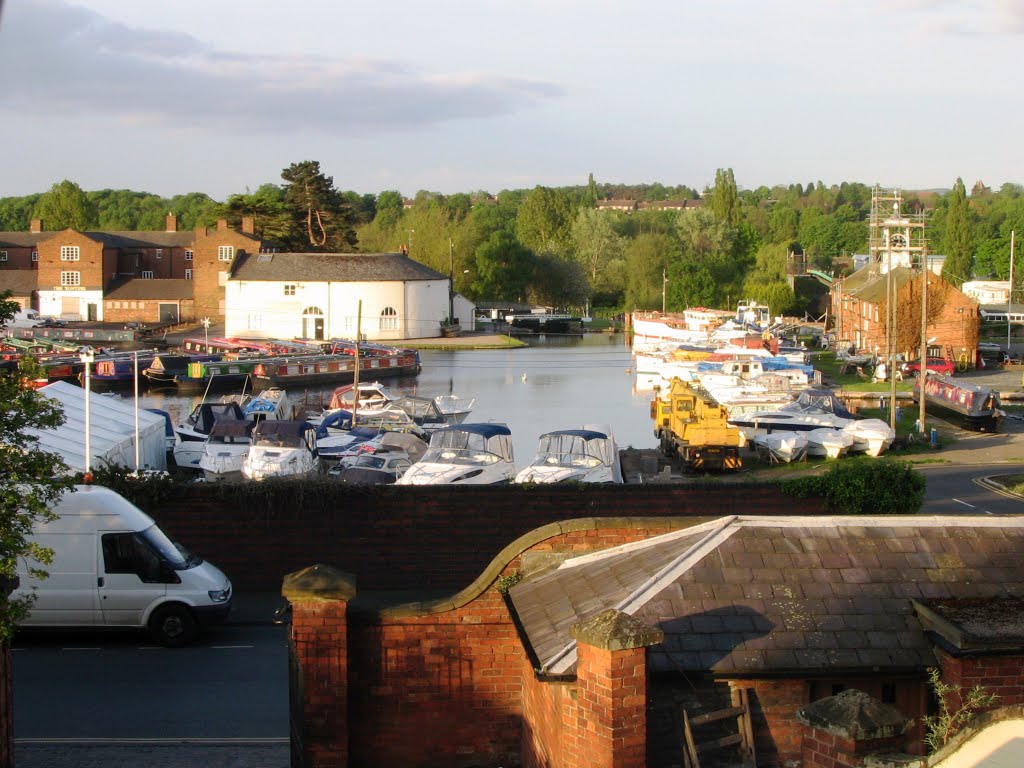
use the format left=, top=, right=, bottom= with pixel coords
left=130, top=333, right=658, bottom=467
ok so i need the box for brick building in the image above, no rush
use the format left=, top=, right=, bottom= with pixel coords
left=283, top=514, right=1024, bottom=767
left=0, top=215, right=260, bottom=324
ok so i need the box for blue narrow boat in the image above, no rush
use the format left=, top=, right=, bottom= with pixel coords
left=83, top=353, right=158, bottom=388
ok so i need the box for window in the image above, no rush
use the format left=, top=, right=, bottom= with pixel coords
left=155, top=249, right=163, bottom=259
left=185, top=269, right=193, bottom=280
left=0, top=251, right=6, bottom=262
left=218, top=245, right=234, bottom=261
left=31, top=251, right=38, bottom=262
left=60, top=271, right=80, bottom=286
left=284, top=284, right=297, bottom=296
left=380, top=306, right=399, bottom=331
left=142, top=270, right=154, bottom=279
left=60, top=245, right=80, bottom=261
left=185, top=249, right=193, bottom=261
left=247, top=314, right=263, bottom=330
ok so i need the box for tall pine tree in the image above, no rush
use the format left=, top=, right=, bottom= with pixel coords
left=942, top=177, right=973, bottom=287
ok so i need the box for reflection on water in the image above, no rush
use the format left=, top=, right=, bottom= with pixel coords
left=124, top=333, right=657, bottom=467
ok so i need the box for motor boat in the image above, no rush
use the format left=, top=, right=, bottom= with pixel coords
left=842, top=419, right=895, bottom=457
left=805, top=428, right=856, bottom=459
left=326, top=381, right=475, bottom=425
left=315, top=408, right=426, bottom=463
left=727, top=388, right=857, bottom=443
left=396, top=423, right=516, bottom=485
left=198, top=419, right=257, bottom=481
left=752, top=431, right=808, bottom=464
left=239, top=387, right=295, bottom=422
left=328, top=432, right=428, bottom=485
left=241, top=420, right=320, bottom=480
left=515, top=425, right=623, bottom=484
left=173, top=401, right=246, bottom=468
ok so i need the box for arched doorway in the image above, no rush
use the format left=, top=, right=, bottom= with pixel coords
left=302, top=306, right=325, bottom=340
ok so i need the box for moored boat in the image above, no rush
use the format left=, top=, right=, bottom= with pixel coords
left=251, top=351, right=420, bottom=388
left=752, top=431, right=808, bottom=464
left=514, top=425, right=623, bottom=484
left=842, top=419, right=895, bottom=457
left=199, top=419, right=257, bottom=482
left=396, top=423, right=516, bottom=485
left=241, top=420, right=320, bottom=480
left=913, top=375, right=1004, bottom=432
left=805, top=428, right=856, bottom=459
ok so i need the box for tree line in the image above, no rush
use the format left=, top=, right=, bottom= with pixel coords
left=2, top=166, right=1022, bottom=315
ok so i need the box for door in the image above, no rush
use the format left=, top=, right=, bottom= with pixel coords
left=159, top=303, right=179, bottom=323
left=19, top=532, right=101, bottom=625
left=98, top=531, right=166, bottom=626
left=87, top=303, right=98, bottom=321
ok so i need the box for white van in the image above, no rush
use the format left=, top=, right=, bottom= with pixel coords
left=14, top=485, right=232, bottom=646
left=8, top=308, right=45, bottom=328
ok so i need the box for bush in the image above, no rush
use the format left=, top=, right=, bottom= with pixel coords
left=780, top=459, right=925, bottom=514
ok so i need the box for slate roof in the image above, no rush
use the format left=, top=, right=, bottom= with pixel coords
left=0, top=232, right=47, bottom=248
left=0, top=270, right=40, bottom=294
left=230, top=251, right=448, bottom=283
left=104, top=279, right=193, bottom=300
left=75, top=231, right=197, bottom=248
left=508, top=516, right=1024, bottom=677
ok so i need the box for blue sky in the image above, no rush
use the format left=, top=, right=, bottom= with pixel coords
left=0, top=0, right=1021, bottom=200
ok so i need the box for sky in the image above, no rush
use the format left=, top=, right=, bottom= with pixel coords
left=0, top=0, right=1022, bottom=202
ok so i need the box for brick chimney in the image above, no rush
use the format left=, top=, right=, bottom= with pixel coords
left=569, top=609, right=664, bottom=768
left=241, top=216, right=255, bottom=235
left=165, top=213, right=178, bottom=232
left=217, top=219, right=228, bottom=231
left=797, top=690, right=913, bottom=768
left=29, top=218, right=42, bottom=233
left=283, top=564, right=356, bottom=768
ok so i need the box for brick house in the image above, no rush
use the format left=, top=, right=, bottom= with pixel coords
left=282, top=514, right=1024, bottom=768
left=0, top=215, right=260, bottom=324
left=831, top=266, right=979, bottom=364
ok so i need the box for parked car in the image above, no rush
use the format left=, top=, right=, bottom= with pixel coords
left=900, top=357, right=955, bottom=377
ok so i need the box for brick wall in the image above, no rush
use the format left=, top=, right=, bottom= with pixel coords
left=103, top=299, right=194, bottom=324
left=728, top=678, right=808, bottom=766
left=36, top=230, right=104, bottom=290
left=142, top=483, right=826, bottom=591
left=521, top=659, right=575, bottom=768
left=936, top=648, right=1024, bottom=710
left=191, top=222, right=260, bottom=320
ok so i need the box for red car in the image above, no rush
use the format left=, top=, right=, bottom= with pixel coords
left=900, top=357, right=955, bottom=377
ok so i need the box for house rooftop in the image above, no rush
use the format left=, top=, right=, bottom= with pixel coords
left=230, top=251, right=447, bottom=283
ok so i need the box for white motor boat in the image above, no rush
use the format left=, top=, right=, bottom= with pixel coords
left=752, top=431, right=808, bottom=464
left=515, top=425, right=623, bottom=484
left=315, top=408, right=426, bottom=463
left=325, top=381, right=475, bottom=425
left=728, top=388, right=857, bottom=443
left=198, top=419, right=256, bottom=482
left=397, top=423, right=516, bottom=485
left=329, top=433, right=428, bottom=485
left=241, top=420, right=320, bottom=480
left=843, top=419, right=895, bottom=457
left=805, top=428, right=856, bottom=459
left=173, top=401, right=246, bottom=470
left=239, top=387, right=295, bottom=422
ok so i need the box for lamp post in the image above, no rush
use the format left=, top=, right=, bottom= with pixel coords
left=133, top=350, right=140, bottom=473
left=408, top=229, right=414, bottom=256
left=201, top=317, right=211, bottom=349
left=79, top=346, right=95, bottom=482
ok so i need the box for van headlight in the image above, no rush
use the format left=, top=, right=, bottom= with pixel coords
left=208, top=588, right=230, bottom=603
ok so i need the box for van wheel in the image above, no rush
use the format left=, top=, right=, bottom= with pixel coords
left=149, top=604, right=197, bottom=647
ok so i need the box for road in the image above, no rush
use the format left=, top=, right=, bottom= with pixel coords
left=12, top=623, right=288, bottom=767
left=921, top=463, right=1024, bottom=516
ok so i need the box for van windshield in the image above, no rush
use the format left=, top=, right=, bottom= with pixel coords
left=139, top=525, right=199, bottom=570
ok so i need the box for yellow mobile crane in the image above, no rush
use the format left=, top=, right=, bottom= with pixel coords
left=652, top=378, right=743, bottom=471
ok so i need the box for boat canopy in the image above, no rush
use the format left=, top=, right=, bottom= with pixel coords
left=209, top=419, right=257, bottom=439
left=534, top=430, right=613, bottom=468
left=783, top=388, right=855, bottom=419
left=252, top=419, right=315, bottom=447
left=189, top=402, right=245, bottom=433
left=427, top=423, right=514, bottom=462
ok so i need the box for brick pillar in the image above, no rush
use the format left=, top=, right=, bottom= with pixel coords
left=797, top=689, right=913, bottom=768
left=283, top=564, right=356, bottom=768
left=570, top=609, right=664, bottom=768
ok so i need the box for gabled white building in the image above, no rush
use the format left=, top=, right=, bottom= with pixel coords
left=224, top=251, right=475, bottom=341
left=962, top=280, right=1010, bottom=305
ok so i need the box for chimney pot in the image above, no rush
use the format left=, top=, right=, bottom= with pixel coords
left=241, top=216, right=255, bottom=235
left=165, top=213, right=178, bottom=232
left=30, top=218, right=42, bottom=233
left=217, top=219, right=228, bottom=231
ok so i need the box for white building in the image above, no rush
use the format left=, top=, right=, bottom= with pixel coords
left=962, top=280, right=1010, bottom=305
left=224, top=251, right=475, bottom=341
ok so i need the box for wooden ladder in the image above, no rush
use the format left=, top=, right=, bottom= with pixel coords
left=681, top=687, right=756, bottom=768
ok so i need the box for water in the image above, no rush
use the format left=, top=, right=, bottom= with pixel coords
left=127, top=333, right=659, bottom=466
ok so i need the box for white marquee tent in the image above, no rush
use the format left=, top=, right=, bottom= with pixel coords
left=27, top=381, right=168, bottom=473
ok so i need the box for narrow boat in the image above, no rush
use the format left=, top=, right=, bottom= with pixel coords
left=251, top=351, right=420, bottom=388
left=198, top=419, right=257, bottom=482
left=175, top=358, right=270, bottom=393
left=85, top=352, right=157, bottom=387
left=805, top=428, right=855, bottom=459
left=514, top=425, right=623, bottom=484
left=396, top=423, right=516, bottom=485
left=913, top=375, right=1004, bottom=432
left=142, top=353, right=221, bottom=387
left=241, top=420, right=320, bottom=480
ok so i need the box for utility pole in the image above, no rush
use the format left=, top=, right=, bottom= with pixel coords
left=352, top=299, right=362, bottom=427
left=1009, top=230, right=1016, bottom=356
left=448, top=237, right=455, bottom=323
left=919, top=247, right=928, bottom=435
left=886, top=205, right=898, bottom=432
left=662, top=268, right=667, bottom=314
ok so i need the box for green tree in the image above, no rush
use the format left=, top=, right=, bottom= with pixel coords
left=528, top=253, right=588, bottom=307
left=581, top=172, right=599, bottom=209
left=0, top=293, right=75, bottom=642
left=942, top=178, right=973, bottom=286
left=33, top=180, right=98, bottom=230
left=516, top=186, right=575, bottom=256
left=571, top=208, right=625, bottom=293
left=624, top=233, right=678, bottom=310
left=707, top=168, right=740, bottom=227
left=373, top=191, right=405, bottom=231
left=0, top=194, right=42, bottom=231
left=280, top=161, right=357, bottom=252
left=473, top=231, right=536, bottom=301
left=220, top=185, right=291, bottom=243
left=768, top=205, right=800, bottom=243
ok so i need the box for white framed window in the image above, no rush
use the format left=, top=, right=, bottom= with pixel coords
left=60, top=271, right=81, bottom=286
left=185, top=269, right=193, bottom=280
left=60, top=245, right=80, bottom=261
left=185, top=249, right=193, bottom=261
left=0, top=251, right=7, bottom=262
left=380, top=306, right=399, bottom=331
left=155, top=249, right=162, bottom=258
left=31, top=251, right=38, bottom=262
left=247, top=314, right=263, bottom=330
left=142, top=270, right=154, bottom=279
left=218, top=245, right=234, bottom=261
left=284, top=284, right=297, bottom=296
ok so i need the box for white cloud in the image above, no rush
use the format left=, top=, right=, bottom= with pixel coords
left=0, top=0, right=563, bottom=133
